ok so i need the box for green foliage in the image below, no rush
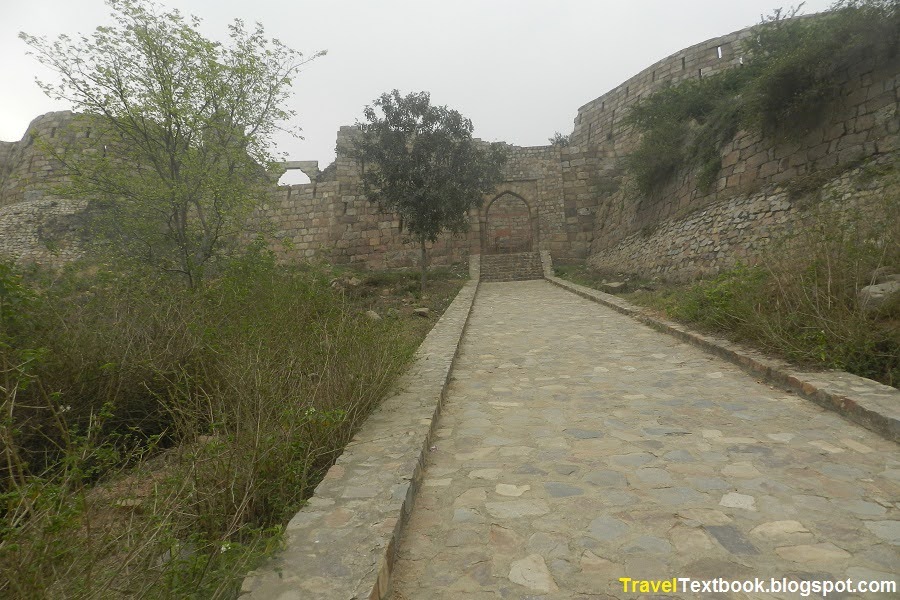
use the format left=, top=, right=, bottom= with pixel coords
left=626, top=69, right=748, bottom=194
left=20, top=0, right=324, bottom=288
left=742, top=0, right=900, bottom=137
left=625, top=0, right=899, bottom=196
left=666, top=264, right=767, bottom=330
left=548, top=132, right=570, bottom=147
left=0, top=254, right=433, bottom=597
left=554, top=165, right=900, bottom=387
left=350, top=90, right=507, bottom=290
left=552, top=263, right=613, bottom=289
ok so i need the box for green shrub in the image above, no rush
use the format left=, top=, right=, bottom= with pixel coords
left=624, top=183, right=900, bottom=387
left=743, top=0, right=900, bottom=137
left=625, top=0, right=899, bottom=196
left=667, top=264, right=766, bottom=331
left=0, top=251, right=426, bottom=597
left=624, top=66, right=749, bottom=195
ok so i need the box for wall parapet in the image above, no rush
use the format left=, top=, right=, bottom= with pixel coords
left=241, top=275, right=480, bottom=599
left=571, top=25, right=752, bottom=149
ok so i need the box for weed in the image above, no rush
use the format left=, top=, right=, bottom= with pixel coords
left=625, top=185, right=899, bottom=387
left=0, top=251, right=463, bottom=597
left=555, top=166, right=900, bottom=387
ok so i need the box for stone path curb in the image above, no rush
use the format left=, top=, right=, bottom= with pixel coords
left=546, top=275, right=900, bottom=443
left=241, top=271, right=480, bottom=599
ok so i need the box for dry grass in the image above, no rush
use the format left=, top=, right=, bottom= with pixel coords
left=0, top=254, right=465, bottom=598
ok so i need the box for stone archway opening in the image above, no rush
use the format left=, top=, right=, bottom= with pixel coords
left=484, top=192, right=533, bottom=254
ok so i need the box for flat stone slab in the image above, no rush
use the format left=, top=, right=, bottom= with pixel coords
left=548, top=275, right=900, bottom=442
left=390, top=280, right=900, bottom=599
left=484, top=499, right=550, bottom=518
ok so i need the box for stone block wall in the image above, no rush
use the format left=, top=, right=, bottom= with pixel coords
left=587, top=154, right=897, bottom=281
left=0, top=112, right=99, bottom=266
left=567, top=20, right=899, bottom=280
left=0, top=141, right=15, bottom=186
left=0, top=111, right=95, bottom=208
left=250, top=127, right=472, bottom=269
left=251, top=129, right=565, bottom=269
left=495, top=145, right=566, bottom=255
left=1, top=16, right=896, bottom=277
left=591, top=60, right=899, bottom=256
left=570, top=29, right=751, bottom=152
left=555, top=27, right=755, bottom=261
left=0, top=197, right=87, bottom=267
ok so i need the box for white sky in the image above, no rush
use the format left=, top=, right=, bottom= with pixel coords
left=2, top=0, right=834, bottom=183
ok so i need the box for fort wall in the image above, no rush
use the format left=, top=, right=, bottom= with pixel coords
left=585, top=59, right=898, bottom=265
left=1, top=19, right=897, bottom=278
left=0, top=112, right=97, bottom=266
left=555, top=22, right=898, bottom=275
left=251, top=128, right=565, bottom=269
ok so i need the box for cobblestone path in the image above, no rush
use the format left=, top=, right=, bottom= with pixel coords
left=390, top=280, right=899, bottom=599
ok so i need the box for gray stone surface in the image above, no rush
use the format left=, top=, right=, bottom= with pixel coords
left=390, top=280, right=899, bottom=599
left=859, top=280, right=900, bottom=312
left=549, top=275, right=900, bottom=442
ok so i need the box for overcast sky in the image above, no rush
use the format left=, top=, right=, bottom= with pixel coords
left=2, top=0, right=834, bottom=183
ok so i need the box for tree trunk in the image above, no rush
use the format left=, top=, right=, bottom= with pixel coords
left=419, top=237, right=427, bottom=293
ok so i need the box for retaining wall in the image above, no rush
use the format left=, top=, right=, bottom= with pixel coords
left=587, top=154, right=898, bottom=280
left=241, top=263, right=481, bottom=599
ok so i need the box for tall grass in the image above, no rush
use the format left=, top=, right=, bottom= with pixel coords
left=1, top=250, right=420, bottom=597
left=630, top=184, right=900, bottom=387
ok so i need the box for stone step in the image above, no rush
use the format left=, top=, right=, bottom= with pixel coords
left=480, top=252, right=544, bottom=282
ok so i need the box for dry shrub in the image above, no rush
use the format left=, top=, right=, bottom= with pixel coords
left=1, top=250, right=421, bottom=597
left=665, top=172, right=900, bottom=386
left=752, top=181, right=900, bottom=383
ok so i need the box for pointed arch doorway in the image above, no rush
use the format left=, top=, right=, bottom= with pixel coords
left=482, top=191, right=538, bottom=254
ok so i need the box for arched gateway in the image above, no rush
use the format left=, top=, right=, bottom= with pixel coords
left=482, top=192, right=537, bottom=254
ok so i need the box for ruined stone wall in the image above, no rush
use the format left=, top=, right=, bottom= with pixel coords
left=0, top=141, right=15, bottom=185
left=587, top=154, right=897, bottom=281
left=0, top=112, right=95, bottom=265
left=251, top=126, right=471, bottom=269
left=0, top=111, right=94, bottom=208
left=567, top=21, right=899, bottom=279
left=257, top=179, right=469, bottom=269
left=488, top=144, right=565, bottom=256
left=0, top=197, right=87, bottom=267
left=251, top=130, right=565, bottom=269
left=1, top=19, right=897, bottom=275
left=589, top=60, right=898, bottom=256
left=554, top=27, right=755, bottom=262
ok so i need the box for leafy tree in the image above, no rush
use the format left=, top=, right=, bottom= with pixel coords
left=548, top=131, right=570, bottom=147
left=20, top=0, right=323, bottom=288
left=350, top=90, right=507, bottom=291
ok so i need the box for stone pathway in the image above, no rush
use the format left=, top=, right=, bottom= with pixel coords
left=390, top=280, right=899, bottom=599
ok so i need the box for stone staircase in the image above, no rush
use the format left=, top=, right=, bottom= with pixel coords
left=479, top=252, right=545, bottom=282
